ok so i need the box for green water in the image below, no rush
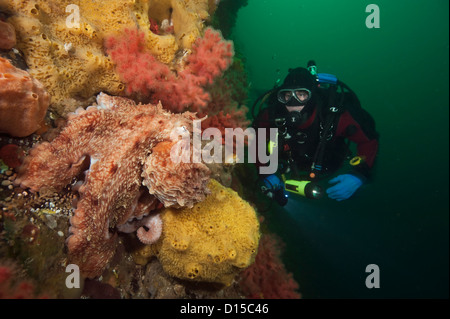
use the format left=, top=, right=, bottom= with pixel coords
left=231, top=0, right=449, bottom=298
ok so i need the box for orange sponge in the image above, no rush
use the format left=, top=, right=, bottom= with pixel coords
left=0, top=57, right=50, bottom=137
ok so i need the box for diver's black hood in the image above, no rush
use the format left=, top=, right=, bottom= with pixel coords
left=274, top=67, right=319, bottom=124
left=281, top=67, right=318, bottom=92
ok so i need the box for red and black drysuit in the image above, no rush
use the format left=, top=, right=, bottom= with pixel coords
left=253, top=93, right=379, bottom=182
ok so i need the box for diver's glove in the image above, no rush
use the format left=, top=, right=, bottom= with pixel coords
left=261, top=174, right=288, bottom=206
left=326, top=174, right=363, bottom=201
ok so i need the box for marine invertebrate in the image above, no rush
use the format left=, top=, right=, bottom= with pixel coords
left=14, top=93, right=210, bottom=278
left=105, top=27, right=234, bottom=113
left=150, top=179, right=260, bottom=286
left=0, top=57, right=50, bottom=137
left=0, top=144, right=24, bottom=168
left=239, top=233, right=301, bottom=299
left=0, top=20, right=16, bottom=49
left=0, top=264, right=45, bottom=299
left=197, top=58, right=251, bottom=150
left=117, top=210, right=163, bottom=245
left=1, top=0, right=221, bottom=114
left=185, top=27, right=234, bottom=86
left=201, top=108, right=250, bottom=145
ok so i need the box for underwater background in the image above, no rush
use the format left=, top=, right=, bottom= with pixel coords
left=0, top=0, right=447, bottom=299
left=231, top=0, right=449, bottom=298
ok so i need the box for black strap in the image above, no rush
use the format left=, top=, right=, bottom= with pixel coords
left=309, top=84, right=342, bottom=179
left=310, top=111, right=338, bottom=178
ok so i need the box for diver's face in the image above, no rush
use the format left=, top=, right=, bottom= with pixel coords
left=286, top=105, right=305, bottom=112
left=281, top=90, right=309, bottom=112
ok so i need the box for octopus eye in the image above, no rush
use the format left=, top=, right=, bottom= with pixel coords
left=176, top=126, right=188, bottom=135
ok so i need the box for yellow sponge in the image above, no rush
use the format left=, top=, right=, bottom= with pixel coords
left=152, top=179, right=260, bottom=286
left=2, top=0, right=219, bottom=115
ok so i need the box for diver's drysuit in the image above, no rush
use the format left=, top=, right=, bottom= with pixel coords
left=253, top=67, right=379, bottom=202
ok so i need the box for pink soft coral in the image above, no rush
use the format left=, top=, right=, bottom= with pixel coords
left=201, top=109, right=250, bottom=145
left=105, top=27, right=234, bottom=113
left=198, top=76, right=250, bottom=148
left=239, top=233, right=301, bottom=299
left=104, top=29, right=171, bottom=97
left=185, top=28, right=234, bottom=85
left=0, top=265, right=48, bottom=299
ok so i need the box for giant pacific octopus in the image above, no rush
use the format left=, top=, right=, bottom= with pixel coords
left=14, top=93, right=210, bottom=278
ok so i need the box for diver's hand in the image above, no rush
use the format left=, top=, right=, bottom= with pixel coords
left=326, top=174, right=363, bottom=201
left=260, top=175, right=288, bottom=206
left=261, top=174, right=284, bottom=192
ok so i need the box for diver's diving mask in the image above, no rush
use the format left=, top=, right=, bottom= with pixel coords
left=277, top=88, right=312, bottom=106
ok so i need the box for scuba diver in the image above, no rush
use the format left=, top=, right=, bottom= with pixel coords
left=252, top=61, right=379, bottom=205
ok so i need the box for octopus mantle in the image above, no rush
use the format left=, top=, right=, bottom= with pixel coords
left=15, top=93, right=210, bottom=278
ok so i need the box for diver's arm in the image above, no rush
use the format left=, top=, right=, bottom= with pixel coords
left=335, top=111, right=379, bottom=181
